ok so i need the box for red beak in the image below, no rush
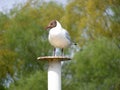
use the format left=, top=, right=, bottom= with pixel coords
left=45, top=25, right=52, bottom=30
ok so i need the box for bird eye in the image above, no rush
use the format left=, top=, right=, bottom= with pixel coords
left=51, top=23, right=53, bottom=25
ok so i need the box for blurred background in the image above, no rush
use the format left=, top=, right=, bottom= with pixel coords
left=0, top=0, right=120, bottom=90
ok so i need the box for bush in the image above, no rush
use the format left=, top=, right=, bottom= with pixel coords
left=62, top=38, right=120, bottom=90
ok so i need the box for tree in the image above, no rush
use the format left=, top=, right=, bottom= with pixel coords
left=62, top=38, right=120, bottom=90
left=61, top=0, right=120, bottom=46
left=9, top=71, right=47, bottom=90
left=0, top=0, right=65, bottom=89
left=0, top=12, right=20, bottom=90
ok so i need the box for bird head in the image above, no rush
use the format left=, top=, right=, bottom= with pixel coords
left=45, top=20, right=62, bottom=30
left=45, top=20, right=57, bottom=30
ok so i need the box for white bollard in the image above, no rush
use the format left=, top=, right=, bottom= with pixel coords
left=37, top=56, right=71, bottom=90
left=48, top=60, right=61, bottom=90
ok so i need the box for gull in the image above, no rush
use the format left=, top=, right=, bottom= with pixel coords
left=46, top=20, right=76, bottom=56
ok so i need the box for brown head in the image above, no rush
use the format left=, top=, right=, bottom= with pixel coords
left=45, top=20, right=57, bottom=30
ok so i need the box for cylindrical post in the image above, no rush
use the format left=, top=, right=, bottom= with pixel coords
left=37, top=56, right=71, bottom=90
left=48, top=60, right=61, bottom=90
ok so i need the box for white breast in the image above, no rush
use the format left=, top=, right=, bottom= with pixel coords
left=48, top=28, right=71, bottom=48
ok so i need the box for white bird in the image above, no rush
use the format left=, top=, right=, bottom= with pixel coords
left=46, top=20, right=76, bottom=56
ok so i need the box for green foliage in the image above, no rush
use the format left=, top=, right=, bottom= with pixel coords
left=0, top=0, right=65, bottom=88
left=9, top=71, right=47, bottom=90
left=62, top=38, right=120, bottom=90
left=0, top=12, right=19, bottom=90
left=0, top=12, right=10, bottom=30
left=0, top=50, right=17, bottom=78
left=0, top=0, right=120, bottom=89
left=61, top=0, right=120, bottom=46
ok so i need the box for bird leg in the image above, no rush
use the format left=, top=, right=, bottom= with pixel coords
left=53, top=48, right=56, bottom=56
left=61, top=48, right=64, bottom=56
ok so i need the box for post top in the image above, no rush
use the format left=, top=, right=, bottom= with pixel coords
left=37, top=56, right=71, bottom=61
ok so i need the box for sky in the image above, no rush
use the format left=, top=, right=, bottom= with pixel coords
left=0, top=0, right=67, bottom=13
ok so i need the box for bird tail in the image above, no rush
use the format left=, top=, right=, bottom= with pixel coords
left=72, top=42, right=77, bottom=46
left=74, top=43, right=77, bottom=45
